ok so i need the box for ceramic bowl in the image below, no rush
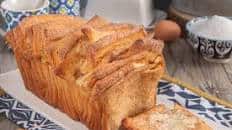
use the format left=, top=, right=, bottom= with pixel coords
left=186, top=16, right=232, bottom=63
left=0, top=0, right=49, bottom=32
left=49, top=0, right=80, bottom=16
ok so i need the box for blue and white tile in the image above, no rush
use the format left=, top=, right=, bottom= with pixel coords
left=158, top=80, right=232, bottom=128
left=49, top=0, right=80, bottom=16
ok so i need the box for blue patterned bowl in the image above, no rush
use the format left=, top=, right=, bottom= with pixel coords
left=49, top=0, right=80, bottom=16
left=0, top=0, right=49, bottom=32
left=186, top=16, right=232, bottom=63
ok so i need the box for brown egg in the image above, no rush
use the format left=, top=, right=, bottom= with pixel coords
left=154, top=20, right=181, bottom=41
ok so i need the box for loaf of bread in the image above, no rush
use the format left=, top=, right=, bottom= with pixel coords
left=122, top=104, right=212, bottom=130
left=6, top=15, right=165, bottom=130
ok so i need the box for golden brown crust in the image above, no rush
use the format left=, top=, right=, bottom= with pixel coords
left=6, top=15, right=165, bottom=130
left=6, top=15, right=86, bottom=50
left=122, top=104, right=212, bottom=130
left=85, top=15, right=110, bottom=28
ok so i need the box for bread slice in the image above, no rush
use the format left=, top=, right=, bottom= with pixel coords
left=122, top=104, right=212, bottom=130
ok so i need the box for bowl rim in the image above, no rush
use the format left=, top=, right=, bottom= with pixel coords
left=0, top=0, right=49, bottom=12
left=186, top=16, right=232, bottom=42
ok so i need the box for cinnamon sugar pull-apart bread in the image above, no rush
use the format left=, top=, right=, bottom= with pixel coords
left=122, top=104, right=212, bottom=130
left=6, top=14, right=165, bottom=130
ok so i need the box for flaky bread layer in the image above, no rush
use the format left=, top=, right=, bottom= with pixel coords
left=54, top=26, right=147, bottom=81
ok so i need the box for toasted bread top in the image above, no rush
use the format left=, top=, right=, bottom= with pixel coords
left=6, top=14, right=165, bottom=96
